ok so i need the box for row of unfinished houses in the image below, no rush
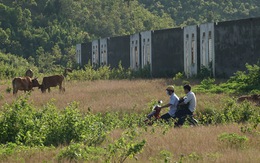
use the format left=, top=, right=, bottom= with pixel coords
left=76, top=17, right=260, bottom=78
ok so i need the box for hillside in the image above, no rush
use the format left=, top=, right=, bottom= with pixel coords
left=1, top=0, right=260, bottom=71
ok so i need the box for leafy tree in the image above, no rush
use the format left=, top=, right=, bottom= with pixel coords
left=1, top=0, right=260, bottom=70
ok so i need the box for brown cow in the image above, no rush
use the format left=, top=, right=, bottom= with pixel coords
left=25, top=69, right=33, bottom=78
left=12, top=77, right=40, bottom=95
left=40, top=75, right=65, bottom=93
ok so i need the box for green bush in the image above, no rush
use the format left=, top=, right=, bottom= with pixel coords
left=0, top=94, right=259, bottom=162
left=196, top=98, right=259, bottom=125
left=0, top=94, right=147, bottom=148
left=58, top=129, right=146, bottom=163
left=173, top=72, right=184, bottom=80
left=218, top=133, right=248, bottom=149
left=197, top=64, right=213, bottom=79
left=195, top=62, right=260, bottom=94
left=0, top=52, right=39, bottom=79
left=67, top=62, right=151, bottom=81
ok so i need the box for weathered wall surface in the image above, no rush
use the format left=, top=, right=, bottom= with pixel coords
left=92, top=40, right=100, bottom=67
left=76, top=44, right=82, bottom=65
left=130, top=34, right=141, bottom=70
left=107, top=35, right=130, bottom=68
left=81, top=42, right=92, bottom=65
left=99, top=38, right=108, bottom=66
left=215, top=18, right=260, bottom=77
left=184, top=25, right=198, bottom=77
left=140, top=31, right=152, bottom=70
left=152, top=28, right=184, bottom=77
left=200, top=23, right=215, bottom=76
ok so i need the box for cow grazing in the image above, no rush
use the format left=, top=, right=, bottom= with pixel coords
left=25, top=69, right=33, bottom=78
left=12, top=77, right=40, bottom=95
left=40, top=75, right=65, bottom=93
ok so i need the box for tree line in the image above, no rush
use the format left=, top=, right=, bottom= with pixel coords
left=1, top=0, right=260, bottom=72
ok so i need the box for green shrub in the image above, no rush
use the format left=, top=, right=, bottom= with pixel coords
left=159, top=150, right=173, bottom=163
left=197, top=64, right=213, bottom=79
left=0, top=52, right=39, bottom=79
left=67, top=61, right=151, bottom=81
left=218, top=133, right=248, bottom=149
left=0, top=95, right=147, bottom=148
left=196, top=98, right=259, bottom=125
left=57, top=143, right=106, bottom=162
left=0, top=93, right=259, bottom=162
left=173, top=72, right=184, bottom=80
left=58, top=129, right=146, bottom=163
left=195, top=62, right=260, bottom=94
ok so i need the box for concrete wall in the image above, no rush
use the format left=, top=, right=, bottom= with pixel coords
left=81, top=42, right=92, bottom=65
left=76, top=43, right=93, bottom=66
left=215, top=18, right=260, bottom=77
left=130, top=34, right=141, bottom=70
left=184, top=25, right=198, bottom=77
left=152, top=28, right=184, bottom=77
left=200, top=23, right=215, bottom=76
left=76, top=44, right=82, bottom=65
left=107, top=35, right=130, bottom=68
left=100, top=38, right=108, bottom=66
left=140, top=31, right=152, bottom=70
left=92, top=40, right=99, bottom=67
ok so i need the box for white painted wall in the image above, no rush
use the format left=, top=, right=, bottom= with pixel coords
left=100, top=38, right=107, bottom=66
left=130, top=34, right=140, bottom=70
left=200, top=23, right=215, bottom=76
left=184, top=25, right=198, bottom=77
left=92, top=40, right=99, bottom=66
left=140, top=31, right=152, bottom=71
left=76, top=44, right=82, bottom=65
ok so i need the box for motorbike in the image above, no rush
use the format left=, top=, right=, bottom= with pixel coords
left=144, top=99, right=198, bottom=126
left=144, top=100, right=162, bottom=125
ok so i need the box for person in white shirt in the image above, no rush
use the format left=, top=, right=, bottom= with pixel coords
left=156, top=85, right=179, bottom=121
left=176, top=84, right=197, bottom=125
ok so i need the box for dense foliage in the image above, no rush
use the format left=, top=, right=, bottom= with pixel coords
left=1, top=0, right=260, bottom=71
left=139, top=0, right=260, bottom=26
left=194, top=62, right=260, bottom=94
left=0, top=0, right=173, bottom=69
left=0, top=52, right=38, bottom=79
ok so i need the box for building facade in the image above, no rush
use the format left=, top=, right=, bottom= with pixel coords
left=76, top=17, right=260, bottom=78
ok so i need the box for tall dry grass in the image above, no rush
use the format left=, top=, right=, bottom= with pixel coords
left=0, top=79, right=229, bottom=114
left=1, top=79, right=258, bottom=162
left=1, top=124, right=259, bottom=163
left=137, top=124, right=260, bottom=162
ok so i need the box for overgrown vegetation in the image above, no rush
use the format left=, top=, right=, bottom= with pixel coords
left=0, top=92, right=259, bottom=162
left=195, top=62, right=260, bottom=94
left=1, top=1, right=260, bottom=72
left=0, top=52, right=152, bottom=80
left=0, top=52, right=38, bottom=79
left=1, top=1, right=260, bottom=162
left=67, top=62, right=152, bottom=81
left=218, top=132, right=249, bottom=149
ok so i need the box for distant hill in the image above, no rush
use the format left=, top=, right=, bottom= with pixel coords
left=1, top=0, right=259, bottom=70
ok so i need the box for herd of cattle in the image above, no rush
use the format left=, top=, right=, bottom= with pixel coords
left=12, top=69, right=67, bottom=95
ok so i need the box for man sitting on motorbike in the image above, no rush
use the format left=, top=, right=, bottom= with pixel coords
left=175, top=84, right=197, bottom=125
left=156, top=85, right=179, bottom=121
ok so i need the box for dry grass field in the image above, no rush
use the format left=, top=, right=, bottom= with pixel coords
left=1, top=124, right=259, bottom=163
left=0, top=79, right=228, bottom=114
left=0, top=79, right=259, bottom=162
